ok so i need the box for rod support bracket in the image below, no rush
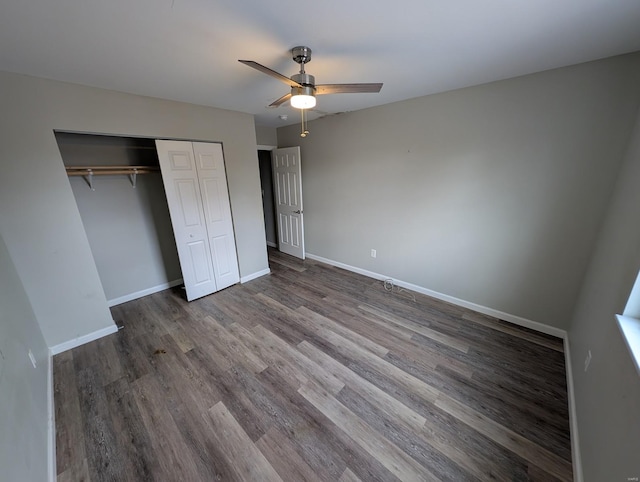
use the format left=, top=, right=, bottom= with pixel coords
left=85, top=169, right=95, bottom=191
left=129, top=169, right=138, bottom=188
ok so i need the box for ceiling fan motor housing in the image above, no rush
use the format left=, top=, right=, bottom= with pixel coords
left=291, top=70, right=316, bottom=98
left=291, top=46, right=312, bottom=65
left=291, top=72, right=315, bottom=88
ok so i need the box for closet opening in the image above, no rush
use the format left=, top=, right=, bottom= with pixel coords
left=55, top=131, right=182, bottom=306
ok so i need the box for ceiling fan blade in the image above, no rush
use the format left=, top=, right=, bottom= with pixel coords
left=238, top=60, right=301, bottom=88
left=269, top=92, right=292, bottom=107
left=316, top=83, right=383, bottom=95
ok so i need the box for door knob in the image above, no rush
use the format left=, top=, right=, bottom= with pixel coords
left=293, top=209, right=302, bottom=214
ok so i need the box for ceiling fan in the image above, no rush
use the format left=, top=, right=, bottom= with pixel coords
left=239, top=46, right=383, bottom=110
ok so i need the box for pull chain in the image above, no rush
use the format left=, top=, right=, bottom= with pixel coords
left=300, top=108, right=309, bottom=138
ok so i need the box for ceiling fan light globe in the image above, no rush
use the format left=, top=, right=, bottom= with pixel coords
left=291, top=94, right=316, bottom=109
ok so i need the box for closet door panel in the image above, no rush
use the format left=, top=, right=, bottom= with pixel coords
left=192, top=142, right=240, bottom=291
left=156, top=140, right=217, bottom=301
left=202, top=179, right=223, bottom=223
left=176, top=180, right=203, bottom=226
left=212, top=236, right=234, bottom=274
left=188, top=241, right=212, bottom=283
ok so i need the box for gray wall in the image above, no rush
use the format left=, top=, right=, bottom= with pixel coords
left=567, top=108, right=640, bottom=480
left=0, top=70, right=268, bottom=348
left=255, top=125, right=277, bottom=146
left=278, top=53, right=640, bottom=330
left=58, top=134, right=182, bottom=303
left=0, top=233, right=50, bottom=482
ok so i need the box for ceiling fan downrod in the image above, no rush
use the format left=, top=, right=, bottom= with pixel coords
left=291, top=46, right=315, bottom=90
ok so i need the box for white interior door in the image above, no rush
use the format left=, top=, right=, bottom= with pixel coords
left=192, top=142, right=240, bottom=291
left=156, top=140, right=217, bottom=300
left=272, top=147, right=305, bottom=259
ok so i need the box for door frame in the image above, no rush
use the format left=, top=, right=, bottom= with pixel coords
left=257, top=147, right=278, bottom=248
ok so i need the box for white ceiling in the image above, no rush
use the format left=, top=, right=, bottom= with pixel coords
left=1, top=0, right=640, bottom=128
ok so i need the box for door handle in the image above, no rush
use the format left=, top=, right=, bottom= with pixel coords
left=293, top=209, right=302, bottom=214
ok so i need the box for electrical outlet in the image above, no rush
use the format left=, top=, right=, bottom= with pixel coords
left=584, top=350, right=592, bottom=372
left=28, top=349, right=37, bottom=368
left=371, top=249, right=377, bottom=258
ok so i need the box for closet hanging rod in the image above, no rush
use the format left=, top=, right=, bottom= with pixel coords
left=65, top=165, right=160, bottom=176
left=66, top=165, right=160, bottom=190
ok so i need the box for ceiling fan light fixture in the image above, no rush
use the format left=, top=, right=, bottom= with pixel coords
left=291, top=93, right=316, bottom=109
left=290, top=84, right=316, bottom=109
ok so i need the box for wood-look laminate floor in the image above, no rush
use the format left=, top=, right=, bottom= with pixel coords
left=54, top=249, right=573, bottom=481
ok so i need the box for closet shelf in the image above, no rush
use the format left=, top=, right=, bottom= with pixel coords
left=66, top=165, right=159, bottom=175
left=66, top=165, right=160, bottom=190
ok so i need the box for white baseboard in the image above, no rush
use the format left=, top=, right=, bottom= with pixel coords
left=107, top=279, right=184, bottom=307
left=266, top=241, right=277, bottom=248
left=47, top=353, right=56, bottom=482
left=305, top=252, right=565, bottom=338
left=49, top=324, right=119, bottom=356
left=563, top=334, right=583, bottom=482
left=241, top=268, right=271, bottom=283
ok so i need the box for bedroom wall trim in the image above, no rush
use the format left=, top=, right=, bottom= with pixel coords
left=49, top=324, right=118, bottom=356
left=241, top=268, right=271, bottom=284
left=107, top=279, right=184, bottom=307
left=563, top=333, right=584, bottom=482
left=306, top=252, right=565, bottom=337
left=47, top=354, right=56, bottom=482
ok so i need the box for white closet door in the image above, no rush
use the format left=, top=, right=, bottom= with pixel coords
left=192, top=142, right=240, bottom=290
left=156, top=140, right=217, bottom=301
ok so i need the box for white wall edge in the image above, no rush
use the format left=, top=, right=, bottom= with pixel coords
left=107, top=279, right=184, bottom=307
left=266, top=241, right=277, bottom=248
left=49, top=323, right=119, bottom=356
left=257, top=144, right=277, bottom=151
left=305, top=252, right=565, bottom=338
left=47, top=352, right=56, bottom=482
left=563, top=333, right=584, bottom=482
left=241, top=268, right=271, bottom=283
